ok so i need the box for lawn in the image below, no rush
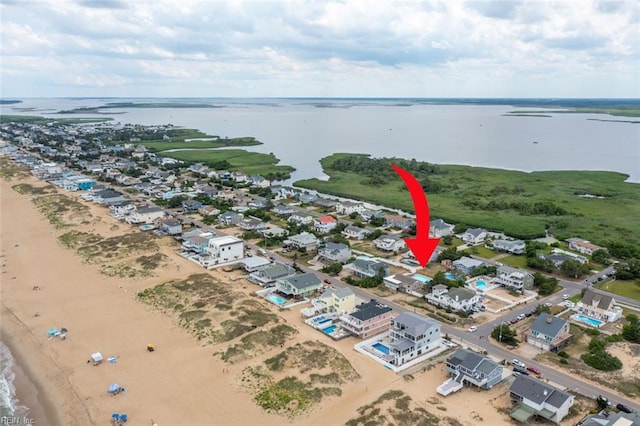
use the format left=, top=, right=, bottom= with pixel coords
left=463, top=245, right=497, bottom=259
left=295, top=153, right=640, bottom=246
left=594, top=279, right=640, bottom=300
left=499, top=255, right=528, bottom=269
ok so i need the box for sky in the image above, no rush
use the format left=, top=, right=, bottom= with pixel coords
left=1, top=0, right=639, bottom=98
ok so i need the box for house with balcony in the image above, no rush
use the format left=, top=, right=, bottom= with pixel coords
left=345, top=258, right=389, bottom=278
left=313, top=215, right=338, bottom=234
left=492, top=239, right=526, bottom=255
left=384, top=214, right=414, bottom=230
left=199, top=205, right=220, bottom=217
left=283, top=232, right=319, bottom=251
left=318, top=242, right=352, bottom=264
left=126, top=205, right=166, bottom=224
left=374, top=234, right=407, bottom=252
left=181, top=232, right=214, bottom=255
left=275, top=273, right=322, bottom=298
left=271, top=204, right=295, bottom=216
left=249, top=262, right=296, bottom=287
left=261, top=226, right=289, bottom=239
left=312, top=197, right=337, bottom=210
left=218, top=211, right=244, bottom=226
left=439, top=349, right=503, bottom=396
left=452, top=256, right=484, bottom=275
left=335, top=200, right=366, bottom=215
left=339, top=299, right=393, bottom=339
left=509, top=375, right=574, bottom=424
left=237, top=216, right=266, bottom=231
left=566, top=238, right=604, bottom=256
left=462, top=228, right=488, bottom=245
left=181, top=199, right=202, bottom=213
left=425, top=285, right=481, bottom=314
left=388, top=312, right=441, bottom=366
left=342, top=225, right=370, bottom=240
left=527, top=313, right=573, bottom=353
left=314, top=287, right=356, bottom=315
left=430, top=219, right=455, bottom=238
left=248, top=174, right=270, bottom=188
left=157, top=217, right=183, bottom=235
left=383, top=274, right=425, bottom=295
left=494, top=265, right=534, bottom=292
left=575, top=289, right=622, bottom=323
left=93, top=189, right=125, bottom=205
left=288, top=212, right=314, bottom=226
left=200, top=236, right=244, bottom=267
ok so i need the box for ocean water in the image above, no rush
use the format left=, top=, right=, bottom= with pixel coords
left=0, top=341, right=29, bottom=418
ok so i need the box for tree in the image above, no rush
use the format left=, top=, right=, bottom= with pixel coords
left=167, top=194, right=188, bottom=208
left=442, top=235, right=453, bottom=246
left=560, top=259, right=590, bottom=279
left=321, top=262, right=343, bottom=275
left=622, top=314, right=640, bottom=343
left=453, top=223, right=467, bottom=234
left=591, top=249, right=610, bottom=265
left=491, top=325, right=518, bottom=346
left=437, top=247, right=463, bottom=262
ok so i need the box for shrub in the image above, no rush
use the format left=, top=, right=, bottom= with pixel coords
left=558, top=351, right=569, bottom=358
left=586, top=328, right=601, bottom=337
left=560, top=358, right=568, bottom=364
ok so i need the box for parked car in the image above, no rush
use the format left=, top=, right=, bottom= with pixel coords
left=442, top=340, right=455, bottom=348
left=562, top=294, right=569, bottom=300
left=616, top=403, right=635, bottom=414
left=510, top=318, right=519, bottom=324
left=526, top=366, right=541, bottom=376
left=512, top=359, right=526, bottom=368
left=323, top=279, right=332, bottom=284
left=543, top=302, right=553, bottom=308
left=468, top=326, right=478, bottom=333
left=517, top=313, right=526, bottom=321
left=513, top=366, right=529, bottom=375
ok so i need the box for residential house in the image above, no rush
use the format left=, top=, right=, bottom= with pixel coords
left=297, top=193, right=317, bottom=204
left=270, top=185, right=297, bottom=199
left=181, top=199, right=202, bottom=213
left=335, top=200, right=366, bottom=215
left=384, top=214, right=414, bottom=230
left=579, top=410, right=640, bottom=426
left=430, top=219, right=455, bottom=238
left=540, top=253, right=573, bottom=268
left=360, top=209, right=385, bottom=223
left=93, top=189, right=125, bottom=205
left=566, top=238, right=604, bottom=256
left=275, top=273, right=322, bottom=298
left=237, top=216, right=266, bottom=231
left=425, top=285, right=481, bottom=313
left=109, top=201, right=134, bottom=216
left=388, top=312, right=441, bottom=366
left=576, top=289, right=623, bottom=323
left=439, top=349, right=503, bottom=396
left=314, top=287, right=357, bottom=315
left=550, top=248, right=589, bottom=264
left=452, top=256, right=484, bottom=275
left=527, top=313, right=572, bottom=352
left=345, top=258, right=389, bottom=278
left=157, top=217, right=183, bottom=235
left=492, top=239, right=526, bottom=255
left=203, top=236, right=244, bottom=266
left=283, top=232, right=319, bottom=251
left=313, top=197, right=337, bottom=210
left=248, top=174, right=270, bottom=188
left=198, top=185, right=218, bottom=197
left=218, top=211, right=244, bottom=226
left=383, top=274, right=425, bottom=295
left=231, top=171, right=248, bottom=183
left=271, top=204, right=295, bottom=216
left=509, top=375, right=574, bottom=424
left=126, top=206, right=165, bottom=224
left=339, top=299, right=394, bottom=339
left=261, top=226, right=289, bottom=239
left=288, top=212, right=314, bottom=226
left=249, top=263, right=297, bottom=287
left=494, top=265, right=534, bottom=292
left=248, top=197, right=270, bottom=209
left=313, top=215, right=338, bottom=234
left=374, top=234, right=407, bottom=252
left=182, top=232, right=214, bottom=255
left=342, top=225, right=370, bottom=240
left=199, top=205, right=220, bottom=217
left=318, top=242, right=352, bottom=264
left=462, top=228, right=488, bottom=245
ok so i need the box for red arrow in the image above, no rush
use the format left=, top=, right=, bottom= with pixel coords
left=391, top=165, right=440, bottom=267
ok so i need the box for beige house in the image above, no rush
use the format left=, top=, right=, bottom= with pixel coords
left=316, top=287, right=356, bottom=315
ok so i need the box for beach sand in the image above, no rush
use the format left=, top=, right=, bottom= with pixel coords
left=0, top=174, right=586, bottom=425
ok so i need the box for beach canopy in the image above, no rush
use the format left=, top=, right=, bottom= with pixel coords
left=91, top=352, right=104, bottom=363
left=47, top=328, right=59, bottom=336
left=108, top=384, right=121, bottom=393
left=108, top=356, right=117, bottom=364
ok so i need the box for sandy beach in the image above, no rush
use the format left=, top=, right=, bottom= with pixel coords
left=1, top=173, right=598, bottom=426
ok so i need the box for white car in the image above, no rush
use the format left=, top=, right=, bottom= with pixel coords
left=562, top=294, right=569, bottom=300
left=468, top=326, right=478, bottom=333
left=512, top=359, right=526, bottom=368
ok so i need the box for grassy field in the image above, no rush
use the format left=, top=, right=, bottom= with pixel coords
left=294, top=153, right=640, bottom=246
left=594, top=279, right=640, bottom=300
left=499, top=255, right=528, bottom=269
left=0, top=114, right=112, bottom=124
left=140, top=136, right=261, bottom=152
left=463, top=245, right=497, bottom=259
left=162, top=149, right=294, bottom=177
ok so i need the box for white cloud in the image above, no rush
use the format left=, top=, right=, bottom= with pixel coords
left=0, top=0, right=638, bottom=97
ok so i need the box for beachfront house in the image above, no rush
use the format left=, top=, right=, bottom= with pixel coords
left=527, top=313, right=572, bottom=353
left=425, top=285, right=481, bottom=314
left=342, top=225, right=370, bottom=240
left=315, top=287, right=356, bottom=315
left=126, top=206, right=165, bottom=224
left=494, top=265, right=534, bottom=292
left=374, top=234, right=407, bottom=252
left=345, top=258, right=389, bottom=278
left=335, top=200, right=366, bottom=215
left=158, top=217, right=183, bottom=235
left=579, top=411, right=640, bottom=426
left=575, top=289, right=623, bottom=323
left=439, top=349, right=503, bottom=396
left=388, top=312, right=441, bottom=366
left=509, top=375, right=574, bottom=424
left=383, top=274, right=425, bottom=295
left=218, top=211, right=244, bottom=226
left=288, top=212, right=314, bottom=226
left=566, top=238, right=604, bottom=256
left=318, top=242, right=352, bottom=264
left=182, top=232, right=214, bottom=255
left=339, top=299, right=394, bottom=339
left=492, top=239, right=526, bottom=255
left=202, top=236, right=244, bottom=266
left=275, top=273, right=322, bottom=298
left=283, top=232, right=319, bottom=251
left=384, top=214, right=414, bottom=230
left=430, top=219, right=455, bottom=238
left=313, top=215, right=338, bottom=234
left=93, top=189, right=125, bottom=205
left=452, top=256, right=484, bottom=275
left=462, top=228, right=487, bottom=245
left=249, top=262, right=297, bottom=287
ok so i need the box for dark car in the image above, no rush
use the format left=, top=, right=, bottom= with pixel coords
left=616, top=403, right=635, bottom=414
left=513, top=367, right=529, bottom=375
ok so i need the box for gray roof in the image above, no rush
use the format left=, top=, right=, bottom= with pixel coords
left=449, top=348, right=484, bottom=371
left=465, top=227, right=486, bottom=237
left=137, top=206, right=163, bottom=214
left=287, top=232, right=318, bottom=245
left=349, top=299, right=392, bottom=321
left=510, top=375, right=572, bottom=408
left=95, top=189, right=122, bottom=198
left=445, top=287, right=477, bottom=301
left=393, top=312, right=439, bottom=336
left=258, top=263, right=296, bottom=279
left=530, top=313, right=568, bottom=338
left=323, top=242, right=349, bottom=252
left=581, top=289, right=614, bottom=310
left=580, top=411, right=640, bottom=426
left=350, top=258, right=388, bottom=275
left=321, top=287, right=355, bottom=299
left=430, top=219, right=452, bottom=230
left=281, top=273, right=321, bottom=290
left=453, top=256, right=484, bottom=268
left=389, top=338, right=414, bottom=352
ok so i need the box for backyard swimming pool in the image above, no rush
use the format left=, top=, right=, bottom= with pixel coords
left=476, top=280, right=487, bottom=289
left=322, top=325, right=337, bottom=334
left=412, top=274, right=432, bottom=283
left=445, top=272, right=460, bottom=281
left=373, top=343, right=390, bottom=354
left=267, top=294, right=287, bottom=306
left=572, top=314, right=604, bottom=328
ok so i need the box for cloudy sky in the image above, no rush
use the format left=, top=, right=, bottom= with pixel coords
left=1, top=0, right=638, bottom=98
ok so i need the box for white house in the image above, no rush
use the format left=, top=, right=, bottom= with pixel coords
left=288, top=212, right=314, bottom=226
left=462, top=228, right=487, bottom=245
left=202, top=236, right=244, bottom=266
left=425, top=285, right=481, bottom=313
left=387, top=312, right=441, bottom=366
left=335, top=200, right=366, bottom=215
left=430, top=219, right=455, bottom=238
left=509, top=376, right=574, bottom=424
left=374, top=234, right=407, bottom=252
left=313, top=215, right=338, bottom=234
left=492, top=239, right=526, bottom=255
left=575, top=289, right=623, bottom=323
left=566, top=238, right=604, bottom=256
left=342, top=225, right=370, bottom=240
left=494, top=265, right=534, bottom=292
left=318, top=242, right=352, bottom=264
left=284, top=232, right=319, bottom=250
left=126, top=206, right=165, bottom=224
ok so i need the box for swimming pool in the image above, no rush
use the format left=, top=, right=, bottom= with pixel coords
left=445, top=272, right=460, bottom=281
left=412, top=274, right=432, bottom=283
left=476, top=280, right=487, bottom=289
left=322, top=325, right=337, bottom=334
left=267, top=294, right=287, bottom=306
left=573, top=314, right=604, bottom=328
left=316, top=318, right=333, bottom=325
left=373, top=343, right=390, bottom=354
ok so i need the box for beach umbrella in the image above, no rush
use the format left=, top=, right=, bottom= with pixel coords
left=47, top=328, right=59, bottom=336
left=119, top=414, right=128, bottom=422
left=112, top=413, right=120, bottom=420
left=108, top=384, right=121, bottom=393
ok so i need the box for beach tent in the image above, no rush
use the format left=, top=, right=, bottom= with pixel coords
left=108, top=356, right=117, bottom=364
left=47, top=328, right=59, bottom=337
left=108, top=384, right=121, bottom=394
left=91, top=352, right=104, bottom=366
